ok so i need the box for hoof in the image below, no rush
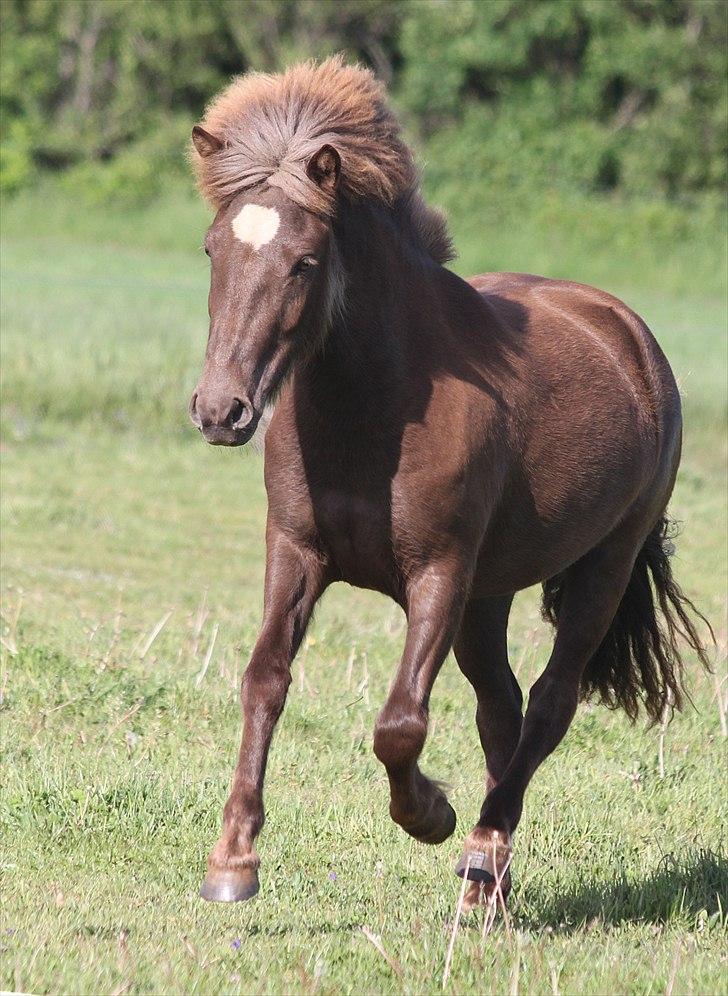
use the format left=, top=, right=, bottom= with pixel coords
left=462, top=871, right=512, bottom=912
left=418, top=799, right=457, bottom=844
left=200, top=866, right=260, bottom=903
left=401, top=796, right=457, bottom=845
left=455, top=850, right=495, bottom=883
left=455, top=828, right=511, bottom=883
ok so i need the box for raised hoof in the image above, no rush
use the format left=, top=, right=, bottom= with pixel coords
left=200, top=866, right=260, bottom=903
left=418, top=800, right=457, bottom=844
left=402, top=797, right=457, bottom=845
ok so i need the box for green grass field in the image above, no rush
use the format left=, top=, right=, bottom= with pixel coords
left=1, top=182, right=726, bottom=995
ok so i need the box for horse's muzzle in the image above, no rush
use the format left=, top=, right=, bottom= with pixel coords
left=189, top=391, right=257, bottom=446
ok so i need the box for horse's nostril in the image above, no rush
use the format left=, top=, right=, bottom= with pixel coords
left=230, top=398, right=254, bottom=429
left=188, top=392, right=202, bottom=428
left=229, top=398, right=244, bottom=426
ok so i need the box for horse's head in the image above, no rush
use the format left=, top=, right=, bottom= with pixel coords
left=189, top=131, right=341, bottom=446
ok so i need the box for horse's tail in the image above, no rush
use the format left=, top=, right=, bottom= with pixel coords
left=541, top=515, right=713, bottom=724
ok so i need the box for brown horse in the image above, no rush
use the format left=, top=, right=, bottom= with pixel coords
left=188, top=57, right=709, bottom=907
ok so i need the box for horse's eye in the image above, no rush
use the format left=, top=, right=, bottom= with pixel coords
left=204, top=244, right=211, bottom=257
left=294, top=255, right=317, bottom=275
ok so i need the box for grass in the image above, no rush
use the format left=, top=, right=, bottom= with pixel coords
left=1, top=178, right=726, bottom=994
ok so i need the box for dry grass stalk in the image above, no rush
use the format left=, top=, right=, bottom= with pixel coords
left=137, top=609, right=173, bottom=660
left=658, top=687, right=674, bottom=777
left=0, top=589, right=22, bottom=655
left=495, top=842, right=513, bottom=938
left=360, top=926, right=403, bottom=979
left=346, top=644, right=356, bottom=690
left=298, top=638, right=309, bottom=694
left=190, top=589, right=209, bottom=660
left=358, top=651, right=370, bottom=707
left=712, top=665, right=727, bottom=737
left=509, top=931, right=523, bottom=996
left=96, top=699, right=143, bottom=757
left=195, top=623, right=219, bottom=687
left=102, top=594, right=125, bottom=667
left=480, top=845, right=514, bottom=945
left=297, top=637, right=318, bottom=697
left=664, top=939, right=681, bottom=996
left=442, top=854, right=470, bottom=988
left=480, top=887, right=497, bottom=941
left=85, top=620, right=101, bottom=656
left=41, top=696, right=82, bottom=721
left=180, top=935, right=197, bottom=959
left=550, top=962, right=561, bottom=996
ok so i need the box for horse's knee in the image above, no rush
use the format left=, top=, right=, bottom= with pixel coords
left=241, top=657, right=291, bottom=717
left=373, top=703, right=427, bottom=770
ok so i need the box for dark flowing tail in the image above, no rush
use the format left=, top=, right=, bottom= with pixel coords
left=542, top=515, right=713, bottom=724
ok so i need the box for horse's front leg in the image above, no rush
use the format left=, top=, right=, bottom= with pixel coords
left=200, top=524, right=327, bottom=902
left=373, top=562, right=470, bottom=844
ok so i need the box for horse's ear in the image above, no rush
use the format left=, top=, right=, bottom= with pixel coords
left=306, top=144, right=341, bottom=195
left=192, top=126, right=224, bottom=158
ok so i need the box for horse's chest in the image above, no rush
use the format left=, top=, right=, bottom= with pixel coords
left=315, top=489, right=396, bottom=590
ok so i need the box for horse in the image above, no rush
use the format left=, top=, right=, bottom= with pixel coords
left=187, top=56, right=710, bottom=908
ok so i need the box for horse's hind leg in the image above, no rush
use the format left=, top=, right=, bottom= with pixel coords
left=454, top=594, right=522, bottom=793
left=457, top=528, right=643, bottom=896
left=453, top=594, right=522, bottom=908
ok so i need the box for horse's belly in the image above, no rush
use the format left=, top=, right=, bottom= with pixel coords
left=473, top=537, right=591, bottom=596
left=473, top=448, right=653, bottom=595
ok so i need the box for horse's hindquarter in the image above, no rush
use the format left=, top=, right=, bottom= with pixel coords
left=468, top=273, right=683, bottom=593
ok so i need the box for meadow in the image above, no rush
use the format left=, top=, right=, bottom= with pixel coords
left=1, top=180, right=726, bottom=995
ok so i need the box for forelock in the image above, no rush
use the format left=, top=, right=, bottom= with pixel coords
left=192, top=57, right=415, bottom=214
left=191, top=56, right=454, bottom=264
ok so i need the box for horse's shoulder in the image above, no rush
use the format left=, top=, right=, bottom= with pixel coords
left=468, top=272, right=656, bottom=345
left=469, top=272, right=645, bottom=321
left=467, top=272, right=570, bottom=328
left=467, top=271, right=550, bottom=295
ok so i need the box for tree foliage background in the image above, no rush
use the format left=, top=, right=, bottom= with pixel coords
left=1, top=0, right=726, bottom=205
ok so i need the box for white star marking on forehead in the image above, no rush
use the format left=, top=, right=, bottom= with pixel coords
left=231, top=203, right=280, bottom=251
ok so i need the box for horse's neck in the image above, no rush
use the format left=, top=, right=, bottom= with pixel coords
left=302, top=203, right=439, bottom=414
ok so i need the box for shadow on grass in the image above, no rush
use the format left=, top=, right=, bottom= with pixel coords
left=526, top=849, right=727, bottom=931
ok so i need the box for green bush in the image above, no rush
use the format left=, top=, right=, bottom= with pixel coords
left=398, top=0, right=726, bottom=198
left=57, top=115, right=192, bottom=207
left=0, top=0, right=725, bottom=203
left=0, top=118, right=36, bottom=194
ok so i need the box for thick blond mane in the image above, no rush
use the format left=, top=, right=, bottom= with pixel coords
left=192, top=56, right=453, bottom=264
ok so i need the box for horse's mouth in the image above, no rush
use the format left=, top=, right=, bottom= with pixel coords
left=199, top=423, right=257, bottom=447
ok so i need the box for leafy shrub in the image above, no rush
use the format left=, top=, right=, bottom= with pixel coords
left=0, top=0, right=725, bottom=203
